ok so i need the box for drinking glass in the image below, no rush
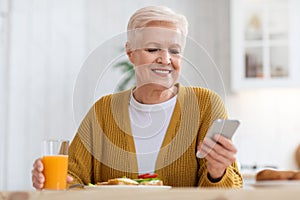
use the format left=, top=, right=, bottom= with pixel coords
left=42, top=139, right=69, bottom=190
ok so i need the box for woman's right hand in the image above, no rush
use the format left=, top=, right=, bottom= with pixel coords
left=31, top=158, right=45, bottom=190
left=31, top=158, right=74, bottom=190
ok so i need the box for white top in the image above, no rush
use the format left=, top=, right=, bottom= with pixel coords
left=129, top=92, right=177, bottom=174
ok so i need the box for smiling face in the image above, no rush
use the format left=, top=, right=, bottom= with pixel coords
left=126, top=21, right=185, bottom=90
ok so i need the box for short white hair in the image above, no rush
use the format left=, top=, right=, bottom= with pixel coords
left=127, top=6, right=188, bottom=42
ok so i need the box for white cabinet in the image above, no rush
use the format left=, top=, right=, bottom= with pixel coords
left=231, top=0, right=300, bottom=91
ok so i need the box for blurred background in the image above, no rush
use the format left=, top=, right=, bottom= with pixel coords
left=1, top=0, right=300, bottom=190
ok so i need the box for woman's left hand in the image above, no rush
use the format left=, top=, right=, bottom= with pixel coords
left=197, top=134, right=237, bottom=179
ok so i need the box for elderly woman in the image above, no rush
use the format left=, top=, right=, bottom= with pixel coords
left=32, top=5, right=243, bottom=188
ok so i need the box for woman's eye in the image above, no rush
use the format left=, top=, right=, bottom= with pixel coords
left=145, top=48, right=160, bottom=53
left=169, top=49, right=180, bottom=54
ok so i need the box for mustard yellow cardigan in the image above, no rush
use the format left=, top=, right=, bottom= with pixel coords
left=68, top=85, right=243, bottom=188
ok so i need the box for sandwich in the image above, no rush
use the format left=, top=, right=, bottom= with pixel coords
left=106, top=177, right=139, bottom=185
left=135, top=173, right=163, bottom=186
left=96, top=173, right=163, bottom=186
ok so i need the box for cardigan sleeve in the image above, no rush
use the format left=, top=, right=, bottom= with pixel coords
left=67, top=107, right=96, bottom=186
left=198, top=159, right=243, bottom=188
left=195, top=88, right=243, bottom=188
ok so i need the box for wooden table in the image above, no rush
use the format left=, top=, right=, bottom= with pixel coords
left=1, top=187, right=300, bottom=200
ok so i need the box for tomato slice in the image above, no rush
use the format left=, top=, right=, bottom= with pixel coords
left=138, top=173, right=150, bottom=179
left=138, top=173, right=158, bottom=179
left=143, top=174, right=158, bottom=178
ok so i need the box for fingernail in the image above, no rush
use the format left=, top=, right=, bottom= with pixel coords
left=196, top=151, right=205, bottom=158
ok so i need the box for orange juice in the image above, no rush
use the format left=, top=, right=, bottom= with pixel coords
left=42, top=155, right=68, bottom=190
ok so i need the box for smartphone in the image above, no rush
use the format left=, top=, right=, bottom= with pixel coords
left=196, top=119, right=240, bottom=158
left=205, top=119, right=240, bottom=140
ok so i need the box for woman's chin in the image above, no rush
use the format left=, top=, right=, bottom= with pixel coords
left=135, top=82, right=175, bottom=91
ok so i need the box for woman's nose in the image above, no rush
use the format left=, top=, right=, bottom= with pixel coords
left=157, top=50, right=171, bottom=65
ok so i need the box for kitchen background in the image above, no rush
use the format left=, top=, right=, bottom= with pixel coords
left=1, top=0, right=300, bottom=190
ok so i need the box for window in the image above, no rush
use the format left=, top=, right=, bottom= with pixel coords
left=231, top=0, right=300, bottom=91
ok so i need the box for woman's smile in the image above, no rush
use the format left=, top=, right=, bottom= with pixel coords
left=151, top=68, right=173, bottom=76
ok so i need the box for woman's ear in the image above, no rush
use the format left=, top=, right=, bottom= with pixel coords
left=126, top=42, right=134, bottom=64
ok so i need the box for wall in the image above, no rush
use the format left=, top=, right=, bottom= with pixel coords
left=227, top=89, right=300, bottom=170
left=0, top=0, right=10, bottom=191
left=0, top=0, right=87, bottom=190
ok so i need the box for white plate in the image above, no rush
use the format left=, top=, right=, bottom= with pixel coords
left=85, top=185, right=172, bottom=189
left=249, top=180, right=300, bottom=188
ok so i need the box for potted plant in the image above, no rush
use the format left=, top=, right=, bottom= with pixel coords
left=113, top=59, right=135, bottom=91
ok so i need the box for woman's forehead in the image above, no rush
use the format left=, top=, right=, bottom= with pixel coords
left=129, top=27, right=186, bottom=49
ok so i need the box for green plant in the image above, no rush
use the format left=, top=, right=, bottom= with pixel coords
left=113, top=60, right=135, bottom=91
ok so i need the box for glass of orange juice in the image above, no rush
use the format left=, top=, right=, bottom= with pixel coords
left=42, top=139, right=69, bottom=190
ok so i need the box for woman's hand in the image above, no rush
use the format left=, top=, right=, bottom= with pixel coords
left=31, top=158, right=45, bottom=190
left=31, top=158, right=73, bottom=190
left=197, top=134, right=237, bottom=180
